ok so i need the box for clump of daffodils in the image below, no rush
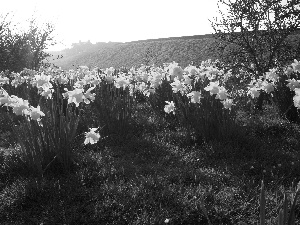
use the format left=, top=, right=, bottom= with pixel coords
left=251, top=59, right=300, bottom=109
left=0, top=88, right=45, bottom=121
left=204, top=81, right=234, bottom=110
left=247, top=75, right=276, bottom=99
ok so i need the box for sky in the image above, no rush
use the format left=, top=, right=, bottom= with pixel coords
left=0, top=0, right=220, bottom=51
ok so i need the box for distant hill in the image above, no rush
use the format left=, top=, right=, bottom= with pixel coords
left=45, top=35, right=219, bottom=70
left=45, top=30, right=300, bottom=70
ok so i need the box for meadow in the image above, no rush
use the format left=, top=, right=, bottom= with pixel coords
left=0, top=60, right=300, bottom=225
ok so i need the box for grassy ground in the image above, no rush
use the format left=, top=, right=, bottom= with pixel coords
left=0, top=103, right=300, bottom=224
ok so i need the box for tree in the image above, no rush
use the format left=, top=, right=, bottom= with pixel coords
left=210, top=0, right=300, bottom=110
left=0, top=13, right=56, bottom=72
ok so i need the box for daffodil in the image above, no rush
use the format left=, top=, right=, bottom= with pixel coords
left=285, top=66, right=294, bottom=76
left=293, top=95, right=300, bottom=108
left=248, top=87, right=260, bottom=98
left=222, top=98, right=234, bottom=110
left=215, top=86, right=229, bottom=100
left=182, top=75, right=192, bottom=85
left=115, top=76, right=130, bottom=88
left=164, top=101, right=175, bottom=114
left=184, top=65, right=198, bottom=76
left=187, top=91, right=203, bottom=103
left=105, top=67, right=115, bottom=76
left=261, top=81, right=274, bottom=94
left=170, top=78, right=184, bottom=93
left=84, top=128, right=100, bottom=145
left=168, top=62, right=184, bottom=80
left=0, top=89, right=12, bottom=106
left=67, top=88, right=85, bottom=107
left=84, top=87, right=96, bottom=104
left=31, top=73, right=53, bottom=91
left=293, top=88, right=300, bottom=108
left=141, top=72, right=149, bottom=82
left=204, top=81, right=220, bottom=95
left=149, top=72, right=163, bottom=88
left=9, top=96, right=30, bottom=116
left=40, top=88, right=53, bottom=99
left=74, top=80, right=87, bottom=89
left=291, top=59, right=300, bottom=73
left=0, top=77, right=9, bottom=85
left=56, top=75, right=69, bottom=85
left=28, top=106, right=45, bottom=121
left=265, top=68, right=278, bottom=82
left=286, top=79, right=300, bottom=91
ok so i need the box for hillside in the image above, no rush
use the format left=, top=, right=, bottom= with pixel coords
left=46, top=35, right=218, bottom=69
left=46, top=31, right=300, bottom=70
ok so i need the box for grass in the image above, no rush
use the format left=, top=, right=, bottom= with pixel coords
left=0, top=102, right=300, bottom=224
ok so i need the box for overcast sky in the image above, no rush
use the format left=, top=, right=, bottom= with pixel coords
left=0, top=0, right=220, bottom=51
